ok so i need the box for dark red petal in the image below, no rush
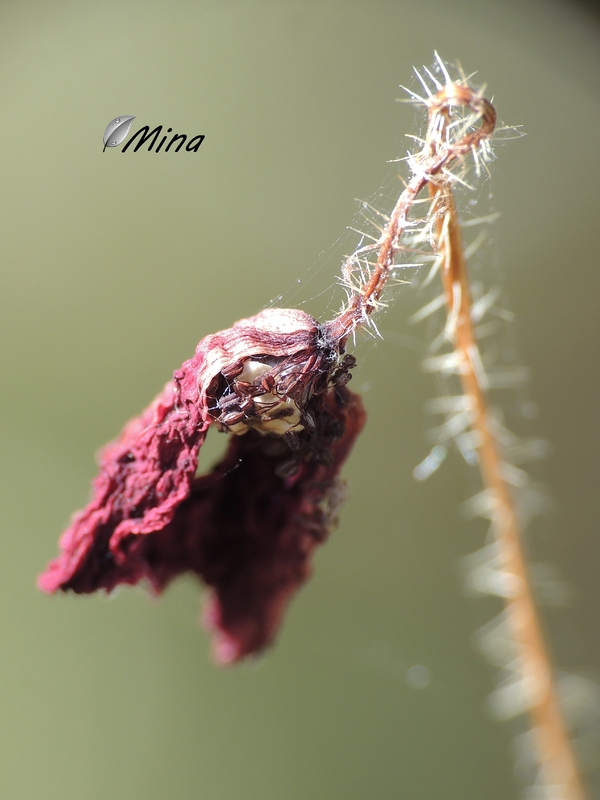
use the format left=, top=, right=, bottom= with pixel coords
left=142, top=388, right=366, bottom=663
left=37, top=377, right=209, bottom=594
left=38, top=309, right=365, bottom=665
left=38, top=309, right=323, bottom=594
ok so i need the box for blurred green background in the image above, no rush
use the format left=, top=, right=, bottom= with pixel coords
left=1, top=1, right=599, bottom=798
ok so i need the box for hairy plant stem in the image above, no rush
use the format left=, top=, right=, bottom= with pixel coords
left=328, top=83, right=496, bottom=346
left=330, top=77, right=587, bottom=799
left=431, top=181, right=586, bottom=800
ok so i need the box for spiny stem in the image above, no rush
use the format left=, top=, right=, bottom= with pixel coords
left=328, top=83, right=495, bottom=345
left=431, top=181, right=586, bottom=799
left=329, top=73, right=587, bottom=798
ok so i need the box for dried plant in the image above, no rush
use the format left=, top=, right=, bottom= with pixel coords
left=39, top=54, right=594, bottom=798
left=39, top=308, right=366, bottom=663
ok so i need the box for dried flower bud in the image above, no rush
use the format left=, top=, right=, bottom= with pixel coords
left=38, top=308, right=365, bottom=662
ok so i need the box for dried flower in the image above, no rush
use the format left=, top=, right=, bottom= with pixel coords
left=39, top=307, right=365, bottom=663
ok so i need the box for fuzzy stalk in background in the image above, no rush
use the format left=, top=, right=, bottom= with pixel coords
left=331, top=58, right=587, bottom=800
left=426, top=96, right=586, bottom=800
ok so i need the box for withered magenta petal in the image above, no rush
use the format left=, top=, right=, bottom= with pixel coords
left=39, top=309, right=365, bottom=662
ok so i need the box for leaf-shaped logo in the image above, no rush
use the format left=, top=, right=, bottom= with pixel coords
left=103, top=116, right=136, bottom=151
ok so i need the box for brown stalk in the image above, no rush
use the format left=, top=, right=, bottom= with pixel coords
left=331, top=76, right=587, bottom=798
left=431, top=179, right=586, bottom=799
